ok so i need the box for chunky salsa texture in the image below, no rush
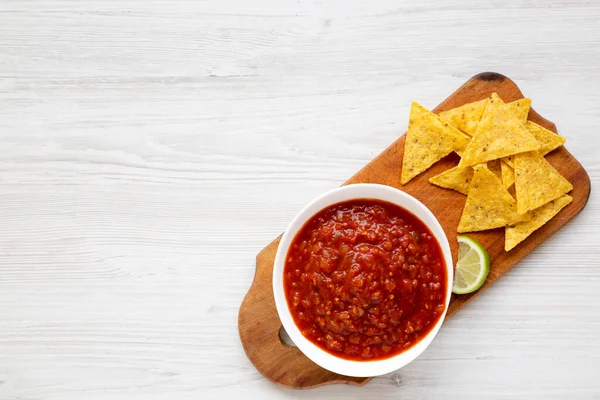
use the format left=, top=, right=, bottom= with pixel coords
left=283, top=199, right=447, bottom=361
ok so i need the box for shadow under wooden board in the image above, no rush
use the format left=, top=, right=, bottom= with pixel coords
left=238, top=72, right=591, bottom=389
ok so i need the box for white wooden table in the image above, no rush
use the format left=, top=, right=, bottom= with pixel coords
left=1, top=1, right=599, bottom=399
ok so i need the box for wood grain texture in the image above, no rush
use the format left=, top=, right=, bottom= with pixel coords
left=239, top=73, right=591, bottom=389
left=1, top=1, right=600, bottom=399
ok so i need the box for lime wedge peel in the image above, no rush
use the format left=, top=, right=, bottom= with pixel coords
left=452, top=235, right=491, bottom=295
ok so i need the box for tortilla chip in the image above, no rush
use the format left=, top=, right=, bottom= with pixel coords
left=458, top=164, right=530, bottom=233
left=438, top=99, right=489, bottom=135
left=487, top=159, right=502, bottom=179
left=526, top=121, right=566, bottom=156
left=439, top=97, right=530, bottom=136
left=401, top=102, right=470, bottom=184
left=458, top=93, right=540, bottom=168
left=514, top=151, right=573, bottom=214
left=508, top=98, right=531, bottom=123
left=429, top=166, right=473, bottom=195
left=505, top=194, right=572, bottom=251
left=501, top=123, right=563, bottom=165
left=500, top=160, right=514, bottom=189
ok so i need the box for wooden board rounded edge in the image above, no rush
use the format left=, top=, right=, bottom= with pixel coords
left=237, top=72, right=591, bottom=389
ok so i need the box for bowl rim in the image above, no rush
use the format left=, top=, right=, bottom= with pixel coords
left=272, top=183, right=453, bottom=377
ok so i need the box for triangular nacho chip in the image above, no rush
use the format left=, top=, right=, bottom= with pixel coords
left=458, top=164, right=530, bottom=233
left=439, top=97, right=530, bottom=136
left=458, top=93, right=540, bottom=168
left=526, top=121, right=566, bottom=156
left=514, top=151, right=573, bottom=214
left=502, top=121, right=564, bottom=163
left=401, top=102, right=470, bottom=184
left=508, top=98, right=531, bottom=123
left=505, top=194, right=572, bottom=251
left=429, top=165, right=473, bottom=195
left=438, top=99, right=488, bottom=136
left=500, top=159, right=514, bottom=189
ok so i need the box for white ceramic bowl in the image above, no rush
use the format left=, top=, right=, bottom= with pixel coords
left=272, top=183, right=453, bottom=377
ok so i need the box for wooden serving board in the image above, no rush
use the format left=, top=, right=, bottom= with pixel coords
left=238, top=72, right=591, bottom=389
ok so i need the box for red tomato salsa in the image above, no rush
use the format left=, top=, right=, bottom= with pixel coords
left=283, top=199, right=447, bottom=361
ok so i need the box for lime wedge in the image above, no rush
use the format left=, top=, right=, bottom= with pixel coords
left=452, top=235, right=490, bottom=295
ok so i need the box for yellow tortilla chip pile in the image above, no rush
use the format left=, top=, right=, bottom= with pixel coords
left=400, top=92, right=571, bottom=251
